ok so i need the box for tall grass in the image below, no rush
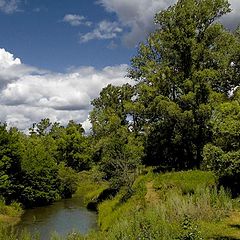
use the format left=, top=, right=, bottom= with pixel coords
left=0, top=199, right=23, bottom=217
left=153, top=170, right=217, bottom=195
left=75, top=170, right=109, bottom=206
left=0, top=225, right=40, bottom=240
left=95, top=171, right=232, bottom=239
left=157, top=186, right=232, bottom=222
left=96, top=186, right=232, bottom=239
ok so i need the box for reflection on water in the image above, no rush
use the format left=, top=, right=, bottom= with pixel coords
left=16, top=197, right=97, bottom=240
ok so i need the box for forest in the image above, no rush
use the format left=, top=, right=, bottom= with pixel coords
left=1, top=0, right=240, bottom=239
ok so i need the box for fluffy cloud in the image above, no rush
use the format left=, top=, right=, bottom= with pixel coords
left=221, top=0, right=240, bottom=29
left=98, top=0, right=240, bottom=46
left=0, top=0, right=20, bottom=14
left=80, top=20, right=122, bottom=43
left=97, top=0, right=175, bottom=46
left=63, top=14, right=92, bottom=27
left=0, top=48, right=133, bottom=132
left=0, top=48, right=21, bottom=67
left=0, top=49, right=48, bottom=89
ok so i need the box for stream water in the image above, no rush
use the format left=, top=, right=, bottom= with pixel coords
left=16, top=197, right=97, bottom=240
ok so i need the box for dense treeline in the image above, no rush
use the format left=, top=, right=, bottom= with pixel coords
left=0, top=120, right=92, bottom=207
left=1, top=0, right=240, bottom=211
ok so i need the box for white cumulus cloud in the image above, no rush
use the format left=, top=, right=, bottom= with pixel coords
left=80, top=20, right=122, bottom=43
left=97, top=0, right=175, bottom=46
left=98, top=0, right=240, bottom=46
left=63, top=14, right=92, bottom=27
left=0, top=48, right=21, bottom=68
left=0, top=48, right=132, bottom=132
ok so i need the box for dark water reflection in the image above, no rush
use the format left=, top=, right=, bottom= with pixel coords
left=16, top=197, right=97, bottom=240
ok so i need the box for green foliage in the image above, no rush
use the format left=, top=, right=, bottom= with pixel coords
left=90, top=84, right=134, bottom=137
left=0, top=199, right=22, bottom=217
left=153, top=170, right=216, bottom=195
left=0, top=225, right=40, bottom=240
left=104, top=207, right=179, bottom=240
left=90, top=83, right=145, bottom=191
left=96, top=171, right=232, bottom=240
left=203, top=99, right=240, bottom=195
left=127, top=0, right=240, bottom=170
left=0, top=118, right=92, bottom=208
left=90, top=84, right=144, bottom=190
left=63, top=121, right=91, bottom=171
left=0, top=125, right=22, bottom=203
left=177, top=215, right=203, bottom=240
left=98, top=126, right=144, bottom=190
left=19, top=135, right=60, bottom=207
left=75, top=169, right=109, bottom=206
left=57, top=163, right=78, bottom=198
left=29, top=118, right=52, bottom=136
left=53, top=121, right=92, bottom=171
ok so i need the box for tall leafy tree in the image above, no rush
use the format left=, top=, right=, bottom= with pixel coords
left=90, top=84, right=144, bottom=190
left=90, top=84, right=134, bottom=138
left=19, top=134, right=59, bottom=207
left=128, top=0, right=240, bottom=169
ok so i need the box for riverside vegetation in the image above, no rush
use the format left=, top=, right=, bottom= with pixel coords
left=1, top=0, right=240, bottom=239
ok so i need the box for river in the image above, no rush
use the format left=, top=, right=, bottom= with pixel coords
left=16, top=197, right=98, bottom=240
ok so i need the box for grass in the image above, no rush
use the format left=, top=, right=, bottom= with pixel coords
left=95, top=170, right=239, bottom=239
left=153, top=170, right=217, bottom=195
left=0, top=200, right=23, bottom=225
left=199, top=211, right=240, bottom=239
left=74, top=169, right=109, bottom=206
left=1, top=170, right=240, bottom=239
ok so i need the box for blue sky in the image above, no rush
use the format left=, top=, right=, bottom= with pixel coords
left=0, top=0, right=239, bottom=132
left=0, top=0, right=136, bottom=71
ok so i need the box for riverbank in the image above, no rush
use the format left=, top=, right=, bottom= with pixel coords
left=74, top=169, right=109, bottom=208
left=1, top=169, right=240, bottom=239
left=0, top=200, right=24, bottom=239
left=0, top=201, right=23, bottom=225
left=75, top=169, right=240, bottom=240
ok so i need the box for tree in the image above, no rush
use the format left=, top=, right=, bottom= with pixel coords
left=29, top=118, right=52, bottom=136
left=57, top=162, right=78, bottom=198
left=19, top=134, right=60, bottom=207
left=128, top=0, right=240, bottom=169
left=203, top=94, right=240, bottom=195
left=53, top=120, right=92, bottom=171
left=0, top=124, right=22, bottom=203
left=90, top=84, right=144, bottom=190
left=90, top=84, right=134, bottom=138
left=97, top=126, right=144, bottom=191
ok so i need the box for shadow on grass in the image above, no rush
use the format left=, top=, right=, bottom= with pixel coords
left=229, top=224, right=240, bottom=229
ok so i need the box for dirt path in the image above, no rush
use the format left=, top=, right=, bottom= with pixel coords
left=145, top=181, right=159, bottom=206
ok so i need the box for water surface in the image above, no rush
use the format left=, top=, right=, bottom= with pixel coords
left=16, top=197, right=97, bottom=240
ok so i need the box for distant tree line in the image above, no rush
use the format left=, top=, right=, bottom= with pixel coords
left=0, top=119, right=92, bottom=207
